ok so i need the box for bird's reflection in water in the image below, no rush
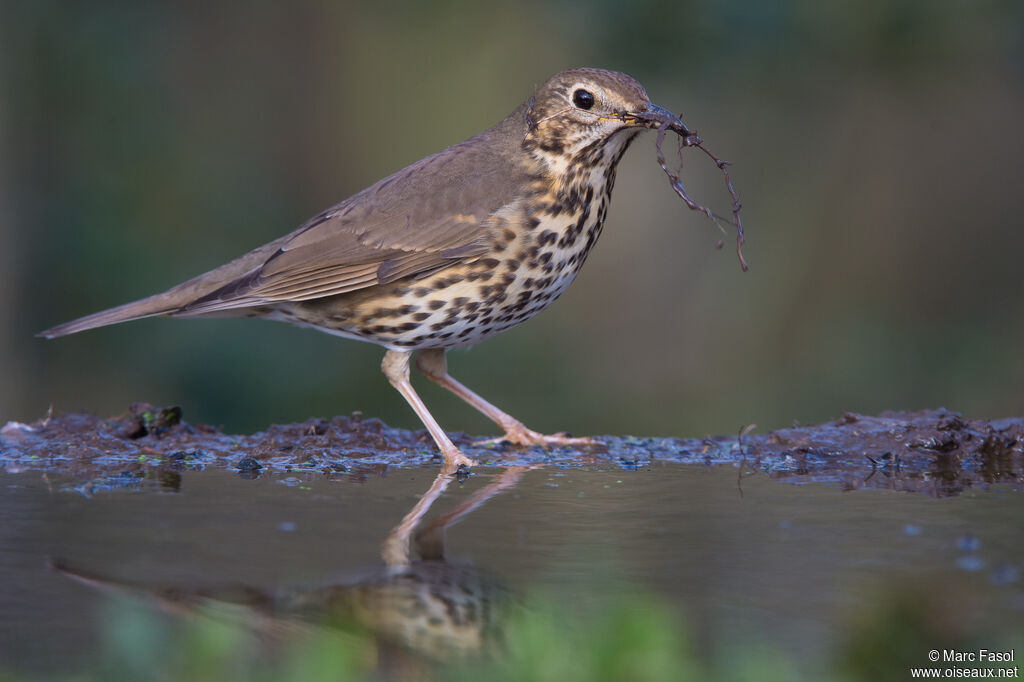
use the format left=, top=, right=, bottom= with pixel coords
left=52, top=467, right=533, bottom=674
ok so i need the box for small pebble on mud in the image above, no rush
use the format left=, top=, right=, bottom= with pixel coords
left=236, top=456, right=263, bottom=472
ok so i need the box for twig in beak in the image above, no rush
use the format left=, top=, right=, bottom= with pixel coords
left=644, top=112, right=748, bottom=272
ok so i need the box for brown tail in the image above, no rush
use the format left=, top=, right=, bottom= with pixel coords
left=37, top=238, right=289, bottom=339
left=37, top=293, right=184, bottom=339
left=36, top=227, right=307, bottom=341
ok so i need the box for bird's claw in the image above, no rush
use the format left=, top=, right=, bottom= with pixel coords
left=476, top=424, right=600, bottom=449
left=440, top=449, right=478, bottom=475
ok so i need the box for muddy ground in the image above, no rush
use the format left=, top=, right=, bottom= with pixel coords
left=1, top=404, right=1021, bottom=497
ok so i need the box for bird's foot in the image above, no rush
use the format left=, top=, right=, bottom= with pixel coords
left=477, top=423, right=600, bottom=448
left=440, top=447, right=478, bottom=475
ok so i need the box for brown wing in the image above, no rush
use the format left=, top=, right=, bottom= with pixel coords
left=38, top=100, right=533, bottom=339
left=181, top=131, right=524, bottom=314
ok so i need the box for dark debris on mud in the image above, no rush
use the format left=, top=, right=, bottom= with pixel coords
left=2, top=403, right=1021, bottom=497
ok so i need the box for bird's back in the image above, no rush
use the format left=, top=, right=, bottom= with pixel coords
left=39, top=106, right=534, bottom=338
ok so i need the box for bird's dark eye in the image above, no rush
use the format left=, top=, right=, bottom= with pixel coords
left=572, top=89, right=595, bottom=110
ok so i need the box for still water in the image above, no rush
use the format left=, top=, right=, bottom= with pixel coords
left=1, top=463, right=1022, bottom=676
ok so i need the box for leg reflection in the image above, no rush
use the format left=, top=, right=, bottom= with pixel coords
left=51, top=465, right=534, bottom=669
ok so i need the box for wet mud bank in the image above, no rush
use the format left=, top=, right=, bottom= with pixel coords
left=2, top=404, right=1021, bottom=496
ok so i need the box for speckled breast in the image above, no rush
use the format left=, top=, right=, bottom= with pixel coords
left=276, top=188, right=607, bottom=352
left=277, top=132, right=637, bottom=351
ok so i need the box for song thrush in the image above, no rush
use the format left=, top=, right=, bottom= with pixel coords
left=41, top=68, right=697, bottom=473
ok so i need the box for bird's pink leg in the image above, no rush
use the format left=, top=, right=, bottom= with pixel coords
left=415, top=349, right=600, bottom=448
left=382, top=350, right=478, bottom=473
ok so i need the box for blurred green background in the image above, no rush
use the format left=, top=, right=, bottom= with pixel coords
left=3, top=0, right=1023, bottom=437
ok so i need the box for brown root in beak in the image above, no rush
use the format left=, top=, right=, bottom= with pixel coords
left=622, top=104, right=748, bottom=272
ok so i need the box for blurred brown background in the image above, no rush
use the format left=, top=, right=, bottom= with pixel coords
left=3, top=1, right=1022, bottom=438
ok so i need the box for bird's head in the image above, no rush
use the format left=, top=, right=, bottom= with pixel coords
left=522, top=68, right=693, bottom=166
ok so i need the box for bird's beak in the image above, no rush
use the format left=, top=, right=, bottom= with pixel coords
left=620, top=102, right=696, bottom=138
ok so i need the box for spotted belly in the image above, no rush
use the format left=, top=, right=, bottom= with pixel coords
left=268, top=147, right=621, bottom=352
left=272, top=200, right=608, bottom=351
